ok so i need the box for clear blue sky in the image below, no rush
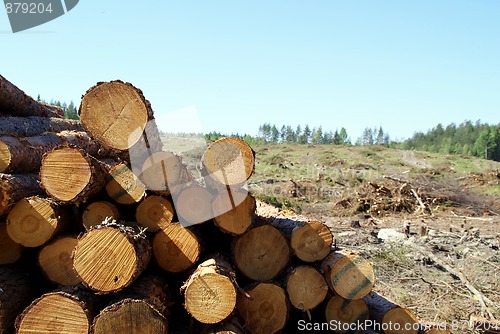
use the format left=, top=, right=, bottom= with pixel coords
left=1, top=1, right=499, bottom=141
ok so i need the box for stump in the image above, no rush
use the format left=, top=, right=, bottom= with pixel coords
left=152, top=222, right=201, bottom=273
left=73, top=220, right=151, bottom=293
left=38, top=235, right=81, bottom=286
left=0, top=173, right=44, bottom=216
left=321, top=249, right=375, bottom=300
left=136, top=195, right=175, bottom=232
left=362, top=291, right=419, bottom=334
left=105, top=162, right=147, bottom=205
left=233, top=224, right=290, bottom=281
left=0, top=221, right=22, bottom=264
left=325, top=295, right=369, bottom=334
left=183, top=257, right=237, bottom=324
left=81, top=200, right=121, bottom=231
left=285, top=266, right=328, bottom=312
left=237, top=282, right=289, bottom=334
left=6, top=196, right=69, bottom=247
left=213, top=188, right=256, bottom=235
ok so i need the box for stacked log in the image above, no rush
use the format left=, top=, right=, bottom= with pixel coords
left=0, top=77, right=431, bottom=334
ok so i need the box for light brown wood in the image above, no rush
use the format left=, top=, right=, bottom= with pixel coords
left=362, top=291, right=419, bottom=334
left=202, top=137, right=255, bottom=186
left=173, top=184, right=213, bottom=227
left=321, top=249, right=375, bottom=300
left=105, top=162, right=147, bottom=205
left=233, top=224, right=290, bottom=281
left=213, top=188, right=256, bottom=235
left=0, top=116, right=82, bottom=137
left=40, top=147, right=107, bottom=203
left=237, top=282, right=289, bottom=334
left=141, top=150, right=191, bottom=195
left=16, top=287, right=96, bottom=334
left=38, top=235, right=81, bottom=286
left=0, top=221, right=22, bottom=264
left=152, top=222, right=201, bottom=273
left=136, top=195, right=174, bottom=232
left=0, top=173, right=44, bottom=216
left=183, top=257, right=237, bottom=324
left=73, top=220, right=151, bottom=293
left=92, top=275, right=169, bottom=334
left=0, top=74, right=63, bottom=118
left=6, top=196, right=69, bottom=247
left=272, top=217, right=333, bottom=262
left=325, top=295, right=369, bottom=334
left=79, top=80, right=154, bottom=151
left=82, top=200, right=121, bottom=231
left=285, top=266, right=328, bottom=312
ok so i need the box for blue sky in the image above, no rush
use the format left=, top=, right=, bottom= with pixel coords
left=1, top=1, right=499, bottom=141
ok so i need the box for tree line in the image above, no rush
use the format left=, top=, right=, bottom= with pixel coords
left=37, top=95, right=79, bottom=120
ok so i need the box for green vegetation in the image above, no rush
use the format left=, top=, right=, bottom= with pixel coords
left=37, top=95, right=79, bottom=120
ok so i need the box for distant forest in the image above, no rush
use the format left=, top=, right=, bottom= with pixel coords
left=38, top=95, right=79, bottom=120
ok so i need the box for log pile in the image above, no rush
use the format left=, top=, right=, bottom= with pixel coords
left=1, top=75, right=430, bottom=333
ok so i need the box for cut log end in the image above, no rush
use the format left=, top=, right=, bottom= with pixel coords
left=237, top=283, right=289, bottom=334
left=82, top=201, right=121, bottom=231
left=213, top=189, right=255, bottom=235
left=141, top=151, right=186, bottom=194
left=38, top=236, right=81, bottom=286
left=290, top=220, right=333, bottom=262
left=174, top=185, right=213, bottom=226
left=233, top=225, right=290, bottom=281
left=136, top=195, right=174, bottom=232
left=203, top=137, right=255, bottom=186
left=16, top=293, right=90, bottom=334
left=152, top=223, right=201, bottom=273
left=286, top=266, right=328, bottom=311
left=106, top=163, right=146, bottom=205
left=0, top=139, right=12, bottom=173
left=325, top=295, right=369, bottom=334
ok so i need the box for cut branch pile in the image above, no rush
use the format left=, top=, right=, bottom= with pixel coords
left=0, top=75, right=434, bottom=333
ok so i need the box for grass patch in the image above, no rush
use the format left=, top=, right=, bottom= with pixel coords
left=255, top=194, right=303, bottom=213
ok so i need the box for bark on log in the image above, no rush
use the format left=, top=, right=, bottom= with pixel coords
left=81, top=200, right=121, bottom=231
left=233, top=224, right=290, bottom=281
left=40, top=147, right=108, bottom=204
left=320, top=249, right=375, bottom=300
left=285, top=266, right=328, bottom=312
left=213, top=187, right=256, bottom=235
left=38, top=235, right=81, bottom=286
left=0, top=75, right=63, bottom=118
left=6, top=196, right=70, bottom=247
left=0, top=265, right=37, bottom=334
left=183, top=256, right=237, bottom=324
left=72, top=219, right=151, bottom=294
left=92, top=275, right=170, bottom=334
left=136, top=195, right=175, bottom=232
left=202, top=137, right=255, bottom=187
left=105, top=162, right=147, bottom=205
left=362, top=291, right=419, bottom=334
left=271, top=216, right=333, bottom=262
left=0, top=221, right=23, bottom=264
left=173, top=184, right=214, bottom=227
left=15, top=285, right=98, bottom=334
left=0, top=173, right=44, bottom=216
left=79, top=80, right=158, bottom=151
left=152, top=222, right=202, bottom=273
left=237, top=282, right=289, bottom=334
left=324, top=295, right=369, bottom=334
left=0, top=116, right=82, bottom=137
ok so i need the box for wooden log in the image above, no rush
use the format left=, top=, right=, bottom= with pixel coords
left=325, top=295, right=369, bottom=334
left=73, top=219, right=151, bottom=293
left=38, top=235, right=81, bottom=286
left=0, top=173, right=44, bottom=216
left=0, top=265, right=37, bottom=334
left=0, top=116, right=82, bottom=137
left=15, top=285, right=98, bottom=334
left=202, top=137, right=255, bottom=186
left=136, top=195, right=175, bottom=232
left=183, top=256, right=237, bottom=324
left=199, top=316, right=246, bottom=334
left=285, top=266, right=328, bottom=312
left=105, top=162, right=147, bottom=205
left=0, top=221, right=23, bottom=264
left=40, top=147, right=108, bottom=203
left=362, top=291, right=419, bottom=334
left=152, top=222, right=202, bottom=273
left=173, top=184, right=214, bottom=227
left=271, top=216, right=333, bottom=262
left=92, top=275, right=170, bottom=334
left=237, top=282, right=289, bottom=334
left=233, top=224, right=290, bottom=281
left=79, top=80, right=157, bottom=151
left=6, top=196, right=70, bottom=247
left=0, top=74, right=63, bottom=118
left=81, top=200, right=121, bottom=231
left=320, top=249, right=375, bottom=300
left=213, top=187, right=256, bottom=235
